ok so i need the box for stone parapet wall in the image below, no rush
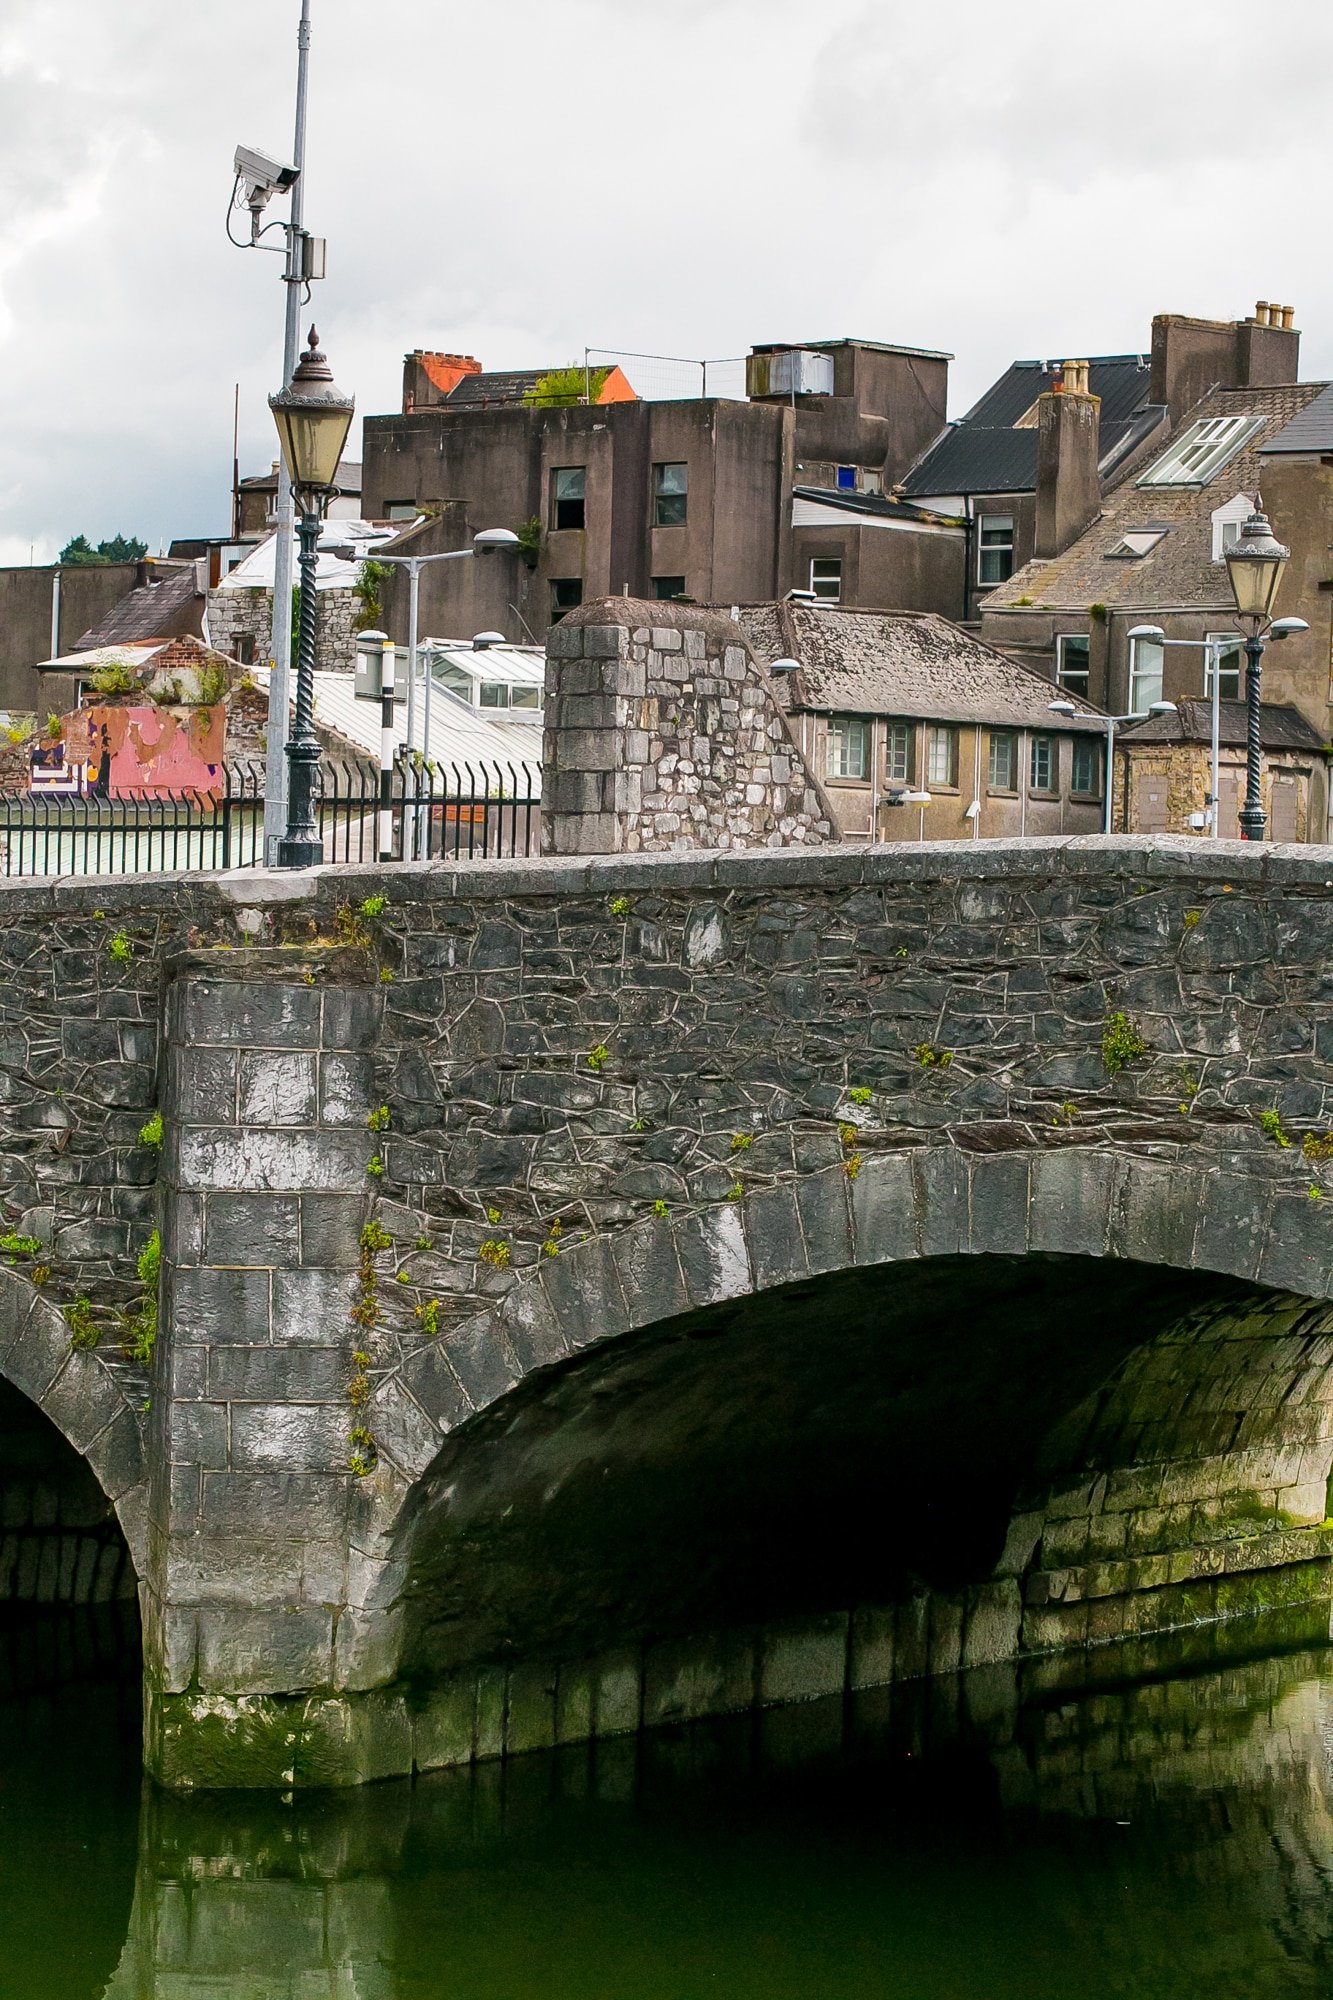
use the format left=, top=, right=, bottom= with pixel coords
left=541, top=599, right=834, bottom=854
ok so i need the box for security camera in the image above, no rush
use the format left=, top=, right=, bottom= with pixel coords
left=234, top=144, right=300, bottom=209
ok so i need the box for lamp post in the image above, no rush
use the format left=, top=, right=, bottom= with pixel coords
left=1223, top=511, right=1290, bottom=841
left=268, top=327, right=355, bottom=869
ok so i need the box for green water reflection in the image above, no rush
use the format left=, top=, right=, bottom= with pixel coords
left=4, top=1617, right=1333, bottom=1998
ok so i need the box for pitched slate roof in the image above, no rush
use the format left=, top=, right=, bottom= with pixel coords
left=983, top=382, right=1328, bottom=612
left=791, top=485, right=962, bottom=525
left=74, top=564, right=205, bottom=650
left=900, top=354, right=1162, bottom=499
left=737, top=600, right=1104, bottom=732
left=1119, top=699, right=1325, bottom=752
left=1260, top=385, right=1333, bottom=455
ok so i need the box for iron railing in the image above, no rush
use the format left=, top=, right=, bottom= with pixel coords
left=0, top=756, right=541, bottom=878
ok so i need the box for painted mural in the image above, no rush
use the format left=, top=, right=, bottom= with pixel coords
left=30, top=704, right=225, bottom=799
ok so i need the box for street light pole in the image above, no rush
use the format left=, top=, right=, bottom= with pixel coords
left=1049, top=697, right=1176, bottom=834
left=264, top=0, right=315, bottom=864
left=1223, top=510, right=1292, bottom=842
left=269, top=329, right=356, bottom=870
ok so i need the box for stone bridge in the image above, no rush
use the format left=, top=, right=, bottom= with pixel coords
left=3, top=837, right=1333, bottom=1788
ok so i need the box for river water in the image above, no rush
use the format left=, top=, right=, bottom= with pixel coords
left=2, top=1610, right=1332, bottom=1999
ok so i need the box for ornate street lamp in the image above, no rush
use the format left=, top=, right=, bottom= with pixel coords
left=268, top=327, right=355, bottom=867
left=1224, top=510, right=1289, bottom=841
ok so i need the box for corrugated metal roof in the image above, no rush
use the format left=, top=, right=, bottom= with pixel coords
left=901, top=413, right=1161, bottom=499
left=737, top=602, right=1105, bottom=732
left=251, top=666, right=542, bottom=790
left=424, top=641, right=546, bottom=689
left=1119, top=699, right=1326, bottom=751
left=1260, top=384, right=1333, bottom=455
left=214, top=521, right=397, bottom=593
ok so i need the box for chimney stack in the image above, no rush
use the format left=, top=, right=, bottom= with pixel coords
left=1035, top=362, right=1101, bottom=560
left=1151, top=306, right=1300, bottom=422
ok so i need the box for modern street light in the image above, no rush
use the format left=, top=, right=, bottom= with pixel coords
left=374, top=530, right=521, bottom=758
left=1126, top=605, right=1308, bottom=840
left=268, top=327, right=355, bottom=869
left=1223, top=511, right=1291, bottom=840
left=1048, top=697, right=1176, bottom=834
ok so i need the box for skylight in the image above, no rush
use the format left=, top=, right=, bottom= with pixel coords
left=1106, top=528, right=1168, bottom=559
left=1137, top=414, right=1263, bottom=488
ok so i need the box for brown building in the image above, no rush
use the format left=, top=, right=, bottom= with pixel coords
left=1115, top=700, right=1326, bottom=843
left=737, top=598, right=1107, bottom=844
left=361, top=337, right=962, bottom=647
left=976, top=307, right=1333, bottom=838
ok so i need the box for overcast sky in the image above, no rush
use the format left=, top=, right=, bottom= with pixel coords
left=1, top=0, right=1328, bottom=564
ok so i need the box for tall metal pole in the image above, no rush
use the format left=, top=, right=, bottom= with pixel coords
left=264, top=0, right=313, bottom=863
left=405, top=561, right=420, bottom=757
left=1239, top=634, right=1267, bottom=840
left=378, top=636, right=396, bottom=862
left=1208, top=639, right=1222, bottom=838
left=1103, top=716, right=1115, bottom=835
left=277, top=502, right=324, bottom=868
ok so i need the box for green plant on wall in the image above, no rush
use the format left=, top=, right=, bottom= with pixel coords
left=353, top=559, right=393, bottom=632
left=515, top=516, right=542, bottom=570
left=1102, top=1010, right=1149, bottom=1075
left=523, top=365, right=610, bottom=408
left=89, top=657, right=139, bottom=698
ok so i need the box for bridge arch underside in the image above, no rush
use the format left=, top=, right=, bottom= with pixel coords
left=388, top=1252, right=1333, bottom=1770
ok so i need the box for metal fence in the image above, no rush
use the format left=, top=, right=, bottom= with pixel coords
left=0, top=757, right=541, bottom=879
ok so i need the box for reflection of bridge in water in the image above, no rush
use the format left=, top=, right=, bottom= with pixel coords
left=97, top=1633, right=1333, bottom=2000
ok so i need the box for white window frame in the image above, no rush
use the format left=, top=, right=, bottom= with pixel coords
left=1029, top=734, right=1055, bottom=794
left=1056, top=634, right=1091, bottom=694
left=977, top=515, right=1015, bottom=585
left=926, top=724, right=957, bottom=788
left=1210, top=493, right=1254, bottom=562
left=1129, top=633, right=1164, bottom=713
left=810, top=556, right=842, bottom=601
left=1071, top=737, right=1100, bottom=797
left=1137, top=415, right=1262, bottom=489
left=1204, top=632, right=1243, bottom=701
left=987, top=730, right=1017, bottom=792
left=827, top=715, right=869, bottom=781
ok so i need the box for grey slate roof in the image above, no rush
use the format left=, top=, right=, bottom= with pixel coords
left=1119, top=699, right=1326, bottom=752
left=74, top=564, right=205, bottom=650
left=737, top=600, right=1105, bottom=732
left=1260, top=385, right=1333, bottom=455
left=984, top=382, right=1327, bottom=612
left=446, top=370, right=551, bottom=408
left=900, top=353, right=1163, bottom=499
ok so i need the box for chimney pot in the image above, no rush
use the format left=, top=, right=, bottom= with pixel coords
left=1281, top=304, right=1295, bottom=330
left=1256, top=300, right=1270, bottom=325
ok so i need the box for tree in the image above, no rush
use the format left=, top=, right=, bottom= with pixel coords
left=59, top=535, right=106, bottom=566
left=58, top=532, right=148, bottom=566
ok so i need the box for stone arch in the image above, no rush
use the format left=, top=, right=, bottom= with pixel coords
left=378, top=1144, right=1333, bottom=1475
left=341, top=1143, right=1333, bottom=1689
left=0, top=1268, right=148, bottom=1577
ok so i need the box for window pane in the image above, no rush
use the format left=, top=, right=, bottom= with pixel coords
left=653, top=463, right=688, bottom=526
left=1030, top=735, right=1053, bottom=792
left=653, top=576, right=686, bottom=600
left=1072, top=740, right=1098, bottom=793
left=978, top=516, right=1014, bottom=585
left=479, top=682, right=509, bottom=708
left=1129, top=637, right=1163, bottom=712
left=550, top=578, right=583, bottom=622
left=827, top=716, right=868, bottom=780
left=886, top=723, right=911, bottom=783
left=927, top=726, right=954, bottom=786
left=1057, top=635, right=1090, bottom=695
left=552, top=466, right=586, bottom=531
left=1206, top=635, right=1242, bottom=701
left=810, top=558, right=842, bottom=600
left=987, top=731, right=1015, bottom=790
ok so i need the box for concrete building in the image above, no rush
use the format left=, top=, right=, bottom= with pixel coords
left=0, top=562, right=141, bottom=716
left=361, top=336, right=960, bottom=646
left=739, top=598, right=1107, bottom=843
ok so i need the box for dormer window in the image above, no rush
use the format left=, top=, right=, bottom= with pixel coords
left=1210, top=492, right=1255, bottom=562
left=1137, top=414, right=1262, bottom=488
